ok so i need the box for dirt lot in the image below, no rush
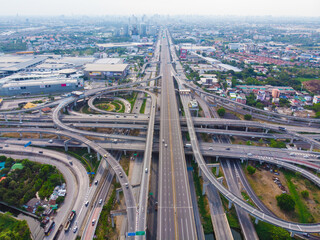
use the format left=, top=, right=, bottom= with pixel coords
left=303, top=80, right=320, bottom=94
left=245, top=166, right=320, bottom=223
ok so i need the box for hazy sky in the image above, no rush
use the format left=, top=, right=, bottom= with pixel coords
left=1, top=0, right=320, bottom=17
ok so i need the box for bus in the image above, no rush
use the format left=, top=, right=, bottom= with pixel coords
left=44, top=220, right=55, bottom=236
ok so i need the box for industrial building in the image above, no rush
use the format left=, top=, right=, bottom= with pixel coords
left=0, top=72, right=83, bottom=96
left=0, top=55, right=47, bottom=77
left=83, top=63, right=129, bottom=79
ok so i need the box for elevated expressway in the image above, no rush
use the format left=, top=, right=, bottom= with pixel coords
left=167, top=31, right=320, bottom=234
left=157, top=32, right=197, bottom=240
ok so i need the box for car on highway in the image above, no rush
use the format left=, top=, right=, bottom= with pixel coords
left=99, top=199, right=103, bottom=204
left=18, top=138, right=21, bottom=140
left=145, top=168, right=148, bottom=173
left=125, top=183, right=129, bottom=189
left=119, top=172, right=123, bottom=178
left=48, top=139, right=53, bottom=143
left=73, top=226, right=78, bottom=233
left=4, top=144, right=8, bottom=147
left=289, top=152, right=295, bottom=156
left=92, top=219, right=96, bottom=226
left=39, top=151, right=43, bottom=154
left=226, top=148, right=230, bottom=150
left=94, top=180, right=98, bottom=185
left=164, top=143, right=168, bottom=147
left=162, top=139, right=165, bottom=143
left=85, top=201, right=89, bottom=207
left=247, top=153, right=252, bottom=156
left=69, top=161, right=73, bottom=165
left=303, top=155, right=309, bottom=159
left=208, top=147, right=213, bottom=150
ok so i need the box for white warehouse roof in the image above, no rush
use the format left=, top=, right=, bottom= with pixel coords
left=84, top=64, right=128, bottom=72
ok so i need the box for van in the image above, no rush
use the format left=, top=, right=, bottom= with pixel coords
left=116, top=115, right=120, bottom=118
left=145, top=168, right=148, bottom=173
left=92, top=219, right=96, bottom=226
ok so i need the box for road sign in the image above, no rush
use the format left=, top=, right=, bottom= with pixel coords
left=24, top=141, right=32, bottom=148
left=187, top=166, right=193, bottom=171
left=134, top=153, right=137, bottom=156
left=128, top=232, right=136, bottom=236
left=149, top=192, right=153, bottom=196
left=87, top=172, right=95, bottom=175
left=136, top=231, right=145, bottom=236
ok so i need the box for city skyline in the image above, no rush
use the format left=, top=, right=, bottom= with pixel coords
left=1, top=0, right=320, bottom=17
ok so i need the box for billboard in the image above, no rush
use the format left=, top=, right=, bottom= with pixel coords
left=89, top=71, right=101, bottom=76
left=180, top=49, right=187, bottom=59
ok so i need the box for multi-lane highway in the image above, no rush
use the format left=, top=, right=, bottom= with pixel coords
left=157, top=31, right=197, bottom=240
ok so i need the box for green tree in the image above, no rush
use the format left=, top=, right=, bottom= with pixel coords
left=301, top=190, right=309, bottom=199
left=276, top=194, right=295, bottom=212
left=270, top=139, right=286, bottom=148
left=244, top=114, right=252, bottom=120
left=247, top=165, right=256, bottom=175
left=217, top=108, right=226, bottom=117
left=270, top=226, right=291, bottom=240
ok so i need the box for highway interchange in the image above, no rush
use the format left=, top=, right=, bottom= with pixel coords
left=0, top=28, right=320, bottom=240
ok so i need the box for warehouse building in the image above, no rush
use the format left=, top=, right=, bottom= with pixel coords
left=83, top=63, right=129, bottom=79
left=0, top=77, right=83, bottom=96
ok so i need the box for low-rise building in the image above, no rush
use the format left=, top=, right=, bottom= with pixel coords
left=313, top=96, right=320, bottom=104
left=83, top=63, right=129, bottom=79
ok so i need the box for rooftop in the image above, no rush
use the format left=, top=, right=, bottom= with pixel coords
left=84, top=63, right=128, bottom=72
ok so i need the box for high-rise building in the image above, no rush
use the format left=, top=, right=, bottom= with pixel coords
left=272, top=89, right=280, bottom=98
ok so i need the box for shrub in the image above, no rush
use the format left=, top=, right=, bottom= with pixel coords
left=301, top=190, right=309, bottom=199
left=244, top=114, right=252, bottom=120
left=217, top=108, right=226, bottom=117
left=247, top=165, right=256, bottom=175
left=276, top=194, right=295, bottom=212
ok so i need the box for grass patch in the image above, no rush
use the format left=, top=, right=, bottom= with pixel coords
left=254, top=220, right=291, bottom=240
left=114, top=100, right=125, bottom=113
left=140, top=98, right=147, bottom=114
left=94, top=185, right=118, bottom=239
left=241, top=191, right=255, bottom=207
left=127, top=93, right=137, bottom=113
left=220, top=194, right=240, bottom=229
left=282, top=170, right=315, bottom=223
left=296, top=77, right=320, bottom=83
left=191, top=161, right=213, bottom=234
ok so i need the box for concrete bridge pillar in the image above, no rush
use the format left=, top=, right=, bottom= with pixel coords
left=74, top=101, right=77, bottom=107
left=4, top=114, right=7, bottom=122
left=87, top=146, right=91, bottom=154
left=290, top=138, right=294, bottom=144
left=116, top=189, right=121, bottom=203
left=310, top=143, right=314, bottom=151
left=228, top=201, right=232, bottom=209
left=245, top=127, right=248, bottom=132
left=39, top=133, right=42, bottom=139
left=265, top=129, right=269, bottom=134
left=111, top=215, right=115, bottom=228
left=124, top=150, right=126, bottom=155
left=226, top=125, right=228, bottom=130
left=198, top=168, right=201, bottom=177
left=217, top=177, right=223, bottom=184
left=64, top=143, right=68, bottom=152
left=202, top=182, right=209, bottom=195
left=290, top=232, right=295, bottom=237
left=39, top=110, right=42, bottom=117
left=215, top=166, right=220, bottom=176
left=216, top=156, right=219, bottom=162
left=63, top=107, right=66, bottom=112
left=97, top=152, right=101, bottom=161
left=57, top=135, right=61, bottom=140
left=259, top=160, right=263, bottom=165
left=255, top=218, right=259, bottom=224
left=19, top=113, right=22, bottom=123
